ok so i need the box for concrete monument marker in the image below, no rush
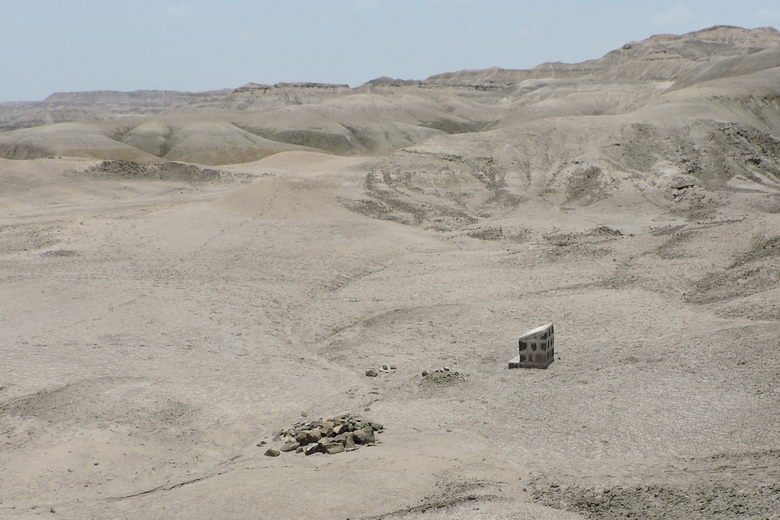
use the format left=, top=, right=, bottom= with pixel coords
left=508, top=323, right=554, bottom=369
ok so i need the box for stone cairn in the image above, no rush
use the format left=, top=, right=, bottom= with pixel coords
left=264, top=414, right=383, bottom=457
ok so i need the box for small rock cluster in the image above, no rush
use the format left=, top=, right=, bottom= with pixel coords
left=365, top=364, right=396, bottom=377
left=421, top=367, right=464, bottom=384
left=264, top=414, right=383, bottom=457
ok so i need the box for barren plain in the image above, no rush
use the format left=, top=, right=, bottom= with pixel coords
left=0, top=26, right=778, bottom=519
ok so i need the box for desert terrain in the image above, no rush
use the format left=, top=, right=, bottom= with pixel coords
left=0, top=26, right=778, bottom=519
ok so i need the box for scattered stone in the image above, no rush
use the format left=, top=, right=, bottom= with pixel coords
left=264, top=448, right=281, bottom=457
left=304, top=444, right=322, bottom=456
left=280, top=442, right=299, bottom=452
left=306, top=428, right=322, bottom=443
left=365, top=369, right=378, bottom=377
left=353, top=427, right=375, bottom=445
left=326, top=443, right=345, bottom=455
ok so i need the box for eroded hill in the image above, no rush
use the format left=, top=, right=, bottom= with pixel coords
left=1, top=25, right=778, bottom=167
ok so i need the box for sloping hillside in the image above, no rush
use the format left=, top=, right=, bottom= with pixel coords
left=1, top=26, right=778, bottom=165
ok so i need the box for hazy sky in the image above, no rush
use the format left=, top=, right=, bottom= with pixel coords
left=2, top=0, right=779, bottom=102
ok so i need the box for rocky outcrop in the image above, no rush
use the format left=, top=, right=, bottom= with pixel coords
left=425, top=26, right=780, bottom=87
left=75, top=160, right=254, bottom=183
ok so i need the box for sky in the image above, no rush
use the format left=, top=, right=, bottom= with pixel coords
left=1, top=0, right=779, bottom=102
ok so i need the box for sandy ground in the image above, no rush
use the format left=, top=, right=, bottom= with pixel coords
left=0, top=152, right=778, bottom=519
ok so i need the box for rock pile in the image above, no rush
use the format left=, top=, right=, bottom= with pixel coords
left=267, top=414, right=383, bottom=456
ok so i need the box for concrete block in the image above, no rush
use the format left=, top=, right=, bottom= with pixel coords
left=509, top=323, right=554, bottom=369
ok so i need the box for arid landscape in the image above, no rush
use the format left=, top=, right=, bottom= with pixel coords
left=1, top=25, right=778, bottom=519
